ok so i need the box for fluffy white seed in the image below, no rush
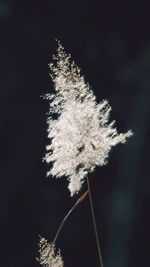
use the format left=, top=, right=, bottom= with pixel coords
left=44, top=42, right=133, bottom=196
left=37, top=237, right=64, bottom=267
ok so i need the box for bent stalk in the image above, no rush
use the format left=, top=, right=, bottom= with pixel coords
left=53, top=190, right=89, bottom=244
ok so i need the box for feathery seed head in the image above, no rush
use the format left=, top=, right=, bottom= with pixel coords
left=37, top=236, right=64, bottom=267
left=44, top=42, right=133, bottom=196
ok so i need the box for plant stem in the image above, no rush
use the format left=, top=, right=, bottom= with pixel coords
left=87, top=177, right=104, bottom=267
left=53, top=190, right=89, bottom=244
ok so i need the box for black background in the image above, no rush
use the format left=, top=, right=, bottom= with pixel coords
left=0, top=0, right=150, bottom=267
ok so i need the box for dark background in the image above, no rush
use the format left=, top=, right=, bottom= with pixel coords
left=0, top=0, right=150, bottom=266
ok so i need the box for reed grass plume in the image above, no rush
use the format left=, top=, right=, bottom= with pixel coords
left=37, top=236, right=64, bottom=267
left=44, top=42, right=133, bottom=196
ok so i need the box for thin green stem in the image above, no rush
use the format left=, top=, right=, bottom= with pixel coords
left=87, top=177, right=104, bottom=267
left=53, top=190, right=89, bottom=244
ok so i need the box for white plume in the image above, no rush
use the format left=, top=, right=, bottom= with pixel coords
left=44, top=42, right=133, bottom=196
left=37, top=237, right=64, bottom=267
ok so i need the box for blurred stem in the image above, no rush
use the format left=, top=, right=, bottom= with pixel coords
left=87, top=177, right=104, bottom=267
left=53, top=190, right=89, bottom=244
